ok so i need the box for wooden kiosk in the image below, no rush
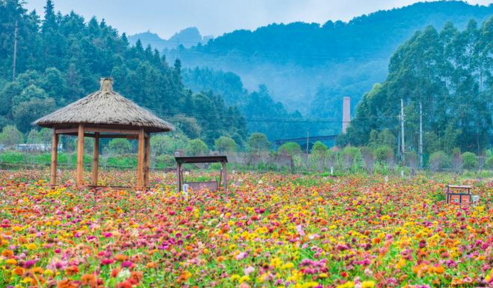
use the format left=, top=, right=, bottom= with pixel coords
left=175, top=156, right=228, bottom=192
left=34, top=78, right=174, bottom=190
left=446, top=185, right=472, bottom=205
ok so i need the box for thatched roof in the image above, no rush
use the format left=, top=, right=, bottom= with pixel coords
left=34, top=78, right=174, bottom=133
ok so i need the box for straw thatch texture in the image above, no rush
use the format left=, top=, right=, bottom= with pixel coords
left=34, top=78, right=174, bottom=133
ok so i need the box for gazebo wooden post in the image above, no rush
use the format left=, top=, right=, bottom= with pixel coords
left=222, top=161, right=227, bottom=191
left=76, top=124, right=85, bottom=187
left=177, top=162, right=182, bottom=193
left=50, top=129, right=59, bottom=186
left=137, top=128, right=145, bottom=190
left=92, top=132, right=99, bottom=186
left=144, top=134, right=150, bottom=188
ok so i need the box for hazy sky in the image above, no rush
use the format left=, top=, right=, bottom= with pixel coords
left=24, top=0, right=493, bottom=39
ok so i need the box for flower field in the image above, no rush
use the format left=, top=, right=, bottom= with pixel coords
left=1, top=170, right=493, bottom=287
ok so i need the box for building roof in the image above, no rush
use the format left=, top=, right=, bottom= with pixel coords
left=33, top=78, right=174, bottom=133
left=175, top=156, right=228, bottom=164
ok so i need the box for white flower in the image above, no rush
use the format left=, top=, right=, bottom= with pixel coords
left=117, top=269, right=131, bottom=280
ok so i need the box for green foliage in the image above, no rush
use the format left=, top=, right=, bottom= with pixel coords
left=187, top=139, right=208, bottom=156
left=429, top=151, right=451, bottom=171
left=155, top=154, right=175, bottom=169
left=311, top=141, right=328, bottom=155
left=0, top=1, right=246, bottom=143
left=183, top=69, right=306, bottom=140
left=375, top=145, right=394, bottom=163
left=247, top=133, right=270, bottom=153
left=346, top=19, right=493, bottom=154
left=462, top=152, right=478, bottom=169
left=106, top=155, right=137, bottom=168
left=177, top=1, right=493, bottom=122
left=151, top=133, right=189, bottom=156
left=278, top=142, right=302, bottom=156
left=0, top=151, right=24, bottom=163
left=486, top=155, right=493, bottom=169
left=340, top=146, right=362, bottom=170
left=214, top=136, right=238, bottom=152
left=108, top=139, right=132, bottom=155
left=0, top=125, right=23, bottom=147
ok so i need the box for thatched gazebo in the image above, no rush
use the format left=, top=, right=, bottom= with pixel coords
left=34, top=78, right=174, bottom=190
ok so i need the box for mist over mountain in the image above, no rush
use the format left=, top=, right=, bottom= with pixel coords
left=167, top=1, right=493, bottom=120
left=128, top=27, right=213, bottom=51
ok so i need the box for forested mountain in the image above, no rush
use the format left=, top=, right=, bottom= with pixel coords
left=0, top=0, right=246, bottom=146
left=182, top=67, right=325, bottom=140
left=342, top=19, right=493, bottom=154
left=128, top=27, right=212, bottom=51
left=170, top=1, right=493, bottom=120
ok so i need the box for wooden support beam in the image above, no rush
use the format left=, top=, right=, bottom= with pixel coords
left=222, top=162, right=227, bottom=191
left=144, top=135, right=150, bottom=188
left=92, top=133, right=99, bottom=186
left=56, top=128, right=78, bottom=134
left=76, top=124, right=85, bottom=187
left=85, top=127, right=140, bottom=135
left=50, top=130, right=59, bottom=186
left=136, top=129, right=145, bottom=190
left=177, top=163, right=182, bottom=193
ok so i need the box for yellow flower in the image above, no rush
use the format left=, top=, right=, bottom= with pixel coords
left=44, top=269, right=54, bottom=276
left=6, top=259, right=17, bottom=265
left=302, top=282, right=319, bottom=288
left=361, top=281, right=375, bottom=288
left=239, top=275, right=250, bottom=284
left=21, top=277, right=32, bottom=284
left=26, top=243, right=37, bottom=250
left=337, top=282, right=355, bottom=288
left=319, top=273, right=328, bottom=278
left=270, top=257, right=282, bottom=268
left=281, top=262, right=294, bottom=269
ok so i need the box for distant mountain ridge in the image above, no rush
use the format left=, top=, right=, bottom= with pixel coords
left=164, top=1, right=493, bottom=119
left=128, top=27, right=212, bottom=51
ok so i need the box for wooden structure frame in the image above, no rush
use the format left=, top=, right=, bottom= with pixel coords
left=175, top=156, right=228, bottom=192
left=446, top=185, right=472, bottom=205
left=36, top=77, right=174, bottom=190
left=50, top=125, right=152, bottom=190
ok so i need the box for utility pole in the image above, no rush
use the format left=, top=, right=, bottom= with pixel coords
left=400, top=98, right=405, bottom=163
left=419, top=101, right=423, bottom=169
left=12, top=20, right=18, bottom=82
left=306, top=131, right=309, bottom=154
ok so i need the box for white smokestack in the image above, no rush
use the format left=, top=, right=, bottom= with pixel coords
left=342, top=97, right=350, bottom=133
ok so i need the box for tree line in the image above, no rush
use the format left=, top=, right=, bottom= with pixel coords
left=342, top=18, right=493, bottom=158
left=0, top=0, right=247, bottom=147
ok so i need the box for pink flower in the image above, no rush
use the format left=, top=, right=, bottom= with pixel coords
left=235, top=251, right=248, bottom=260
left=121, top=261, right=133, bottom=268
left=101, top=259, right=115, bottom=265
left=244, top=266, right=255, bottom=275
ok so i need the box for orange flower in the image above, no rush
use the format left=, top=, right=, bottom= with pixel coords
left=13, top=266, right=25, bottom=276
left=131, top=271, right=143, bottom=282
left=115, top=254, right=128, bottom=261
left=81, top=274, right=97, bottom=287
left=146, top=262, right=158, bottom=269
left=1, top=249, right=14, bottom=258
left=57, top=279, right=78, bottom=288
left=30, top=267, right=44, bottom=274
left=64, top=266, right=79, bottom=276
